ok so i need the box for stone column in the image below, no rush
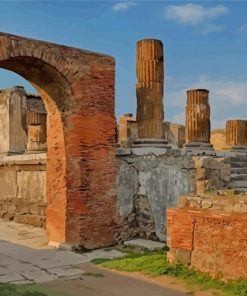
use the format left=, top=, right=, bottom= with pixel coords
left=118, top=113, right=135, bottom=147
left=0, top=87, right=27, bottom=155
left=136, top=39, right=166, bottom=143
left=185, top=89, right=213, bottom=149
left=226, top=120, right=247, bottom=150
left=26, top=110, right=47, bottom=152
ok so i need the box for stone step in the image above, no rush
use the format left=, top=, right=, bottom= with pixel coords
left=229, top=180, right=247, bottom=188
left=230, top=174, right=247, bottom=181
left=123, top=239, right=166, bottom=251
left=229, top=157, right=247, bottom=162
left=230, top=162, right=247, bottom=168
left=231, top=168, right=247, bottom=174
left=232, top=188, right=247, bottom=193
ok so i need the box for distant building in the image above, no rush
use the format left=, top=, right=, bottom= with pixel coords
left=0, top=86, right=47, bottom=155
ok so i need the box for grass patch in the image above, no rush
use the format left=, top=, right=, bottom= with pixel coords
left=94, top=251, right=247, bottom=296
left=91, top=258, right=112, bottom=265
left=0, top=283, right=69, bottom=296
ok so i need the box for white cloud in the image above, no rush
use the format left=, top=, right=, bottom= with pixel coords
left=112, top=2, right=136, bottom=12
left=166, top=77, right=247, bottom=129
left=202, top=23, right=225, bottom=34
left=164, top=3, right=228, bottom=25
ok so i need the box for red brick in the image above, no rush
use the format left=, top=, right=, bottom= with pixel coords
left=0, top=32, right=118, bottom=248
left=167, top=208, right=247, bottom=280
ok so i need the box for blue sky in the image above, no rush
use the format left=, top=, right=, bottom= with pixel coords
left=0, top=0, right=247, bottom=128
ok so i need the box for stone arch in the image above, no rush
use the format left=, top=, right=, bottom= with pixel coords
left=0, top=32, right=117, bottom=248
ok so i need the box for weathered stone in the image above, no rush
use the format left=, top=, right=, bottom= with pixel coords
left=136, top=39, right=164, bottom=139
left=118, top=114, right=137, bottom=147
left=0, top=87, right=27, bottom=154
left=26, top=110, right=47, bottom=152
left=167, top=208, right=247, bottom=280
left=226, top=120, right=247, bottom=149
left=185, top=89, right=212, bottom=148
left=211, top=129, right=227, bottom=151
left=196, top=167, right=207, bottom=181
left=0, top=32, right=117, bottom=248
left=124, top=239, right=166, bottom=251
left=172, top=248, right=191, bottom=265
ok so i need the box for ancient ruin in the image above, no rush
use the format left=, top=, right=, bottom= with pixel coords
left=135, top=39, right=166, bottom=145
left=226, top=119, right=247, bottom=150
left=0, top=32, right=246, bottom=280
left=185, top=89, right=213, bottom=149
left=0, top=32, right=117, bottom=248
left=117, top=115, right=185, bottom=148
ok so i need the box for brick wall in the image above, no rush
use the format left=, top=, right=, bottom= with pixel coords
left=0, top=32, right=117, bottom=248
left=167, top=207, right=247, bottom=280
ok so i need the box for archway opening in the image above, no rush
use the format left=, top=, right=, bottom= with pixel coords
left=0, top=56, right=73, bottom=244
left=0, top=69, right=48, bottom=247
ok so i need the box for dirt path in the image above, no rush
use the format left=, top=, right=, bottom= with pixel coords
left=43, top=263, right=213, bottom=296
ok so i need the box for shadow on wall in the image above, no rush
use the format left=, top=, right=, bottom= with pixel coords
left=116, top=154, right=194, bottom=242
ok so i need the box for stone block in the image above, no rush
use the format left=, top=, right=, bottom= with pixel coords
left=196, top=167, right=207, bottom=181
left=123, top=239, right=166, bottom=251
left=172, top=248, right=191, bottom=265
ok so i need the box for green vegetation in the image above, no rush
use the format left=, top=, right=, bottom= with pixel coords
left=93, top=251, right=247, bottom=296
left=0, top=284, right=69, bottom=296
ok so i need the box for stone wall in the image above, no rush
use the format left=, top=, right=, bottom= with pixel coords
left=115, top=149, right=231, bottom=243
left=0, top=153, right=46, bottom=227
left=167, top=194, right=247, bottom=280
left=0, top=86, right=47, bottom=155
left=117, top=117, right=185, bottom=148
left=210, top=129, right=227, bottom=151
left=163, top=122, right=185, bottom=148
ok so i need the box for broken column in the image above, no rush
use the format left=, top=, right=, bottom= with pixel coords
left=185, top=89, right=213, bottom=149
left=118, top=113, right=137, bottom=147
left=226, top=120, right=247, bottom=150
left=26, top=110, right=47, bottom=152
left=0, top=86, right=27, bottom=155
left=134, top=39, right=167, bottom=148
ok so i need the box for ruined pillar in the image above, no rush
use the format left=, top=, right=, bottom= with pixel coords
left=0, top=86, right=27, bottom=155
left=135, top=39, right=166, bottom=146
left=118, top=113, right=137, bottom=147
left=185, top=89, right=213, bottom=149
left=26, top=110, right=47, bottom=152
left=226, top=120, right=247, bottom=150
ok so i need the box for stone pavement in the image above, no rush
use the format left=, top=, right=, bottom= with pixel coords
left=0, top=240, right=123, bottom=284
left=0, top=220, right=50, bottom=249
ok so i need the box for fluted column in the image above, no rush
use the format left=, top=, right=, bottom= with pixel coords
left=136, top=39, right=164, bottom=139
left=226, top=120, right=247, bottom=149
left=185, top=89, right=212, bottom=149
left=26, top=110, right=47, bottom=151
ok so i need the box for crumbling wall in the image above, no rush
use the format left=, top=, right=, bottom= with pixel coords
left=0, top=154, right=46, bottom=227
left=163, top=122, right=185, bottom=148
left=167, top=194, right=247, bottom=280
left=116, top=150, right=231, bottom=243
left=210, top=129, right=227, bottom=151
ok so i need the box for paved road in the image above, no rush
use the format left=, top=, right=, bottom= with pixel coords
left=0, top=240, right=122, bottom=284
left=0, top=240, right=186, bottom=295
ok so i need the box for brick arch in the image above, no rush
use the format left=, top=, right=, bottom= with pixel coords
left=0, top=32, right=118, bottom=248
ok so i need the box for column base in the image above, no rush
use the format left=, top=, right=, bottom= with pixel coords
left=184, top=142, right=214, bottom=150
left=132, top=138, right=168, bottom=147
left=131, top=138, right=171, bottom=156
left=231, top=145, right=247, bottom=153
left=183, top=142, right=215, bottom=156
